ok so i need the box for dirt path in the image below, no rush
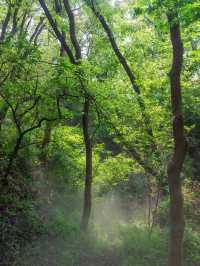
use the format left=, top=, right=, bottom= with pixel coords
left=77, top=249, right=122, bottom=266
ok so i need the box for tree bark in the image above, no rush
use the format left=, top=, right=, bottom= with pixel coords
left=167, top=10, right=187, bottom=266
left=81, top=97, right=92, bottom=231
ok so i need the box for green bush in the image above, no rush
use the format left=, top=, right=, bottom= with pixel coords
left=0, top=194, right=44, bottom=266
left=119, top=225, right=167, bottom=266
left=184, top=226, right=200, bottom=266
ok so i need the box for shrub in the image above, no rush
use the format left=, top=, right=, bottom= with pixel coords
left=119, top=225, right=167, bottom=266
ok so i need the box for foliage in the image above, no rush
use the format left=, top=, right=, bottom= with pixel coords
left=0, top=0, right=200, bottom=265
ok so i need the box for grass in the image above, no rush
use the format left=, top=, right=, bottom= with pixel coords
left=12, top=189, right=200, bottom=266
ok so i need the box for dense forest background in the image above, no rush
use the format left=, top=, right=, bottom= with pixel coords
left=0, top=0, right=200, bottom=266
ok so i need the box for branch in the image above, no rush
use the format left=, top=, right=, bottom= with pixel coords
left=33, top=24, right=45, bottom=45
left=63, top=0, right=82, bottom=60
left=89, top=0, right=140, bottom=94
left=22, top=117, right=58, bottom=137
left=19, top=11, right=28, bottom=35
left=0, top=4, right=12, bottom=41
left=39, top=0, right=76, bottom=64
left=25, top=16, right=33, bottom=33
left=10, top=4, right=20, bottom=36
left=18, top=140, right=56, bottom=150
left=87, top=0, right=159, bottom=154
left=89, top=94, right=160, bottom=178
left=30, top=17, right=45, bottom=43
left=0, top=91, right=21, bottom=134
left=0, top=71, right=11, bottom=88
left=19, top=96, right=41, bottom=118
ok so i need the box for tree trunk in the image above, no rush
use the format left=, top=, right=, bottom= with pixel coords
left=0, top=103, right=9, bottom=131
left=81, top=97, right=92, bottom=231
left=40, top=0, right=94, bottom=231
left=167, top=10, right=187, bottom=266
left=4, top=134, right=23, bottom=182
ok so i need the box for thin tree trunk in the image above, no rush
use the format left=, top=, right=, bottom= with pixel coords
left=4, top=134, right=23, bottom=179
left=167, top=10, right=187, bottom=266
left=81, top=97, right=92, bottom=231
left=40, top=0, right=94, bottom=231
left=30, top=17, right=45, bottom=43
left=62, top=0, right=93, bottom=231
left=0, top=103, right=9, bottom=130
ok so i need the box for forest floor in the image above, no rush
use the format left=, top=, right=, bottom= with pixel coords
left=15, top=185, right=199, bottom=266
left=17, top=193, right=167, bottom=266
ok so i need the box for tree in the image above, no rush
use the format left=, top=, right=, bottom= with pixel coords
left=167, top=8, right=187, bottom=266
left=39, top=0, right=94, bottom=230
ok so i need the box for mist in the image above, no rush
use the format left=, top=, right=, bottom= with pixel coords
left=16, top=172, right=152, bottom=266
